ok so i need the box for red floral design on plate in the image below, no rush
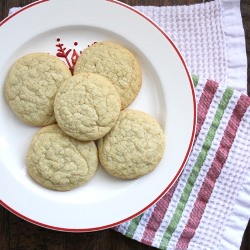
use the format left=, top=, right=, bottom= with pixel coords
left=55, top=38, right=81, bottom=74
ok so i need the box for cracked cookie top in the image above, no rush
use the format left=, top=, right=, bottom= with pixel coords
left=98, top=109, right=165, bottom=179
left=4, top=53, right=72, bottom=126
left=74, top=41, right=142, bottom=109
left=26, top=124, right=98, bottom=191
left=54, top=72, right=121, bottom=141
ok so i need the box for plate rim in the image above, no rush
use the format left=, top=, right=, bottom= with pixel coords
left=0, top=0, right=197, bottom=232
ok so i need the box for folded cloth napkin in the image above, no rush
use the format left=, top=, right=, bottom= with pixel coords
left=114, top=77, right=250, bottom=249
left=8, top=1, right=249, bottom=249
left=134, top=0, right=247, bottom=94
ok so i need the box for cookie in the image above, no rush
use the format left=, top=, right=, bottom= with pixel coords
left=98, top=109, right=165, bottom=179
left=74, top=41, right=142, bottom=109
left=54, top=72, right=121, bottom=141
left=4, top=53, right=72, bottom=126
left=26, top=124, right=98, bottom=191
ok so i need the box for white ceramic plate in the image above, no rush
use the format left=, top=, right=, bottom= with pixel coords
left=0, top=0, right=196, bottom=231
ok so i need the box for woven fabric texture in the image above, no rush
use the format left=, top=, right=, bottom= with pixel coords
left=115, top=78, right=250, bottom=249
left=135, top=1, right=227, bottom=85
left=135, top=0, right=247, bottom=93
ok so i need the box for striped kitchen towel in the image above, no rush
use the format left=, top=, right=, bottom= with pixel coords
left=114, top=77, right=250, bottom=249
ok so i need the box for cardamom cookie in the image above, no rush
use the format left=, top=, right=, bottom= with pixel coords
left=4, top=53, right=71, bottom=126
left=98, top=109, right=165, bottom=179
left=54, top=72, right=121, bottom=141
left=74, top=41, right=142, bottom=109
left=26, top=124, right=98, bottom=191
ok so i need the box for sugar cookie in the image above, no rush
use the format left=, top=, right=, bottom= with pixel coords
left=4, top=53, right=71, bottom=126
left=26, top=124, right=98, bottom=191
left=98, top=109, right=165, bottom=179
left=54, top=72, right=121, bottom=141
left=74, top=41, right=142, bottom=109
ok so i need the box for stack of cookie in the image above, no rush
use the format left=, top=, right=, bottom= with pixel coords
left=4, top=41, right=165, bottom=191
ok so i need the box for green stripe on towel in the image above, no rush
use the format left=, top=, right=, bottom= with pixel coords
left=159, top=87, right=234, bottom=249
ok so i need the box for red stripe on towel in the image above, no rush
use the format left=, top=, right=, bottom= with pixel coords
left=141, top=180, right=178, bottom=245
left=176, top=94, right=250, bottom=249
left=195, top=80, right=219, bottom=139
left=141, top=80, right=218, bottom=244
